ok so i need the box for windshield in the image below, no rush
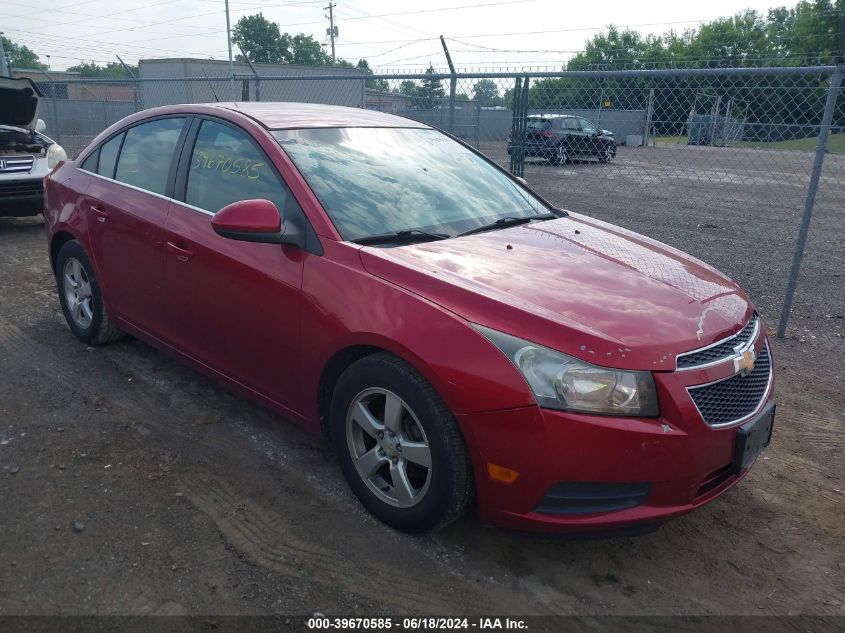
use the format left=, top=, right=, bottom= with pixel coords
left=273, top=127, right=550, bottom=241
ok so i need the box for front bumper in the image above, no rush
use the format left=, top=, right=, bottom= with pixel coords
left=0, top=178, right=45, bottom=217
left=456, top=335, right=774, bottom=535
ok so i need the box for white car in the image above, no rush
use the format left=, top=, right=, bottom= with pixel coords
left=0, top=77, right=67, bottom=217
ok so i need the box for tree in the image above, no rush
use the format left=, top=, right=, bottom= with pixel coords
left=287, top=33, right=332, bottom=65
left=232, top=13, right=287, bottom=63
left=233, top=13, right=351, bottom=67
left=472, top=79, right=501, bottom=106
left=417, top=65, right=445, bottom=109
left=357, top=59, right=389, bottom=92
left=65, top=61, right=137, bottom=77
left=1, top=35, right=46, bottom=71
left=396, top=80, right=419, bottom=98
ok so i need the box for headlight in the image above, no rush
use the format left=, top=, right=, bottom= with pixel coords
left=474, top=325, right=659, bottom=416
left=47, top=143, right=67, bottom=169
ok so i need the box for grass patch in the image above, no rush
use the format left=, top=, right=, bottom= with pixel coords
left=654, top=134, right=845, bottom=153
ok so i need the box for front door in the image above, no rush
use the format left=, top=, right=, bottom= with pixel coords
left=161, top=118, right=307, bottom=412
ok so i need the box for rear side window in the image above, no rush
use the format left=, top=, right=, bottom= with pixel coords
left=115, top=118, right=185, bottom=196
left=97, top=133, right=123, bottom=178
left=561, top=118, right=581, bottom=130
left=185, top=119, right=288, bottom=214
left=527, top=119, right=551, bottom=131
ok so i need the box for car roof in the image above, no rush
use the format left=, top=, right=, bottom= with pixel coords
left=528, top=114, right=577, bottom=120
left=195, top=102, right=433, bottom=130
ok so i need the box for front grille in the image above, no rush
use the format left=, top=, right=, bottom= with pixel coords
left=0, top=155, right=35, bottom=174
left=677, top=317, right=758, bottom=369
left=688, top=342, right=771, bottom=427
left=0, top=179, right=43, bottom=197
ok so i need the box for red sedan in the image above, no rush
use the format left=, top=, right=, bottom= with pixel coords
left=43, top=103, right=775, bottom=533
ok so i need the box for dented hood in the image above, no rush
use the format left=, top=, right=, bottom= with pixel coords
left=0, top=77, right=41, bottom=130
left=359, top=212, right=753, bottom=371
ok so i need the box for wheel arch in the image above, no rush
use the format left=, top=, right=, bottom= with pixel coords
left=50, top=230, right=79, bottom=272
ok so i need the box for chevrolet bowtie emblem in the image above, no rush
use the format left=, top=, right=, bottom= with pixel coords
left=734, top=347, right=756, bottom=376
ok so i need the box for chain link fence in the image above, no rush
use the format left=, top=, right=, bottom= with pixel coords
left=32, top=65, right=844, bottom=338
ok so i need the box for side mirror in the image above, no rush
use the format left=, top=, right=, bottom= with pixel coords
left=212, top=199, right=286, bottom=244
left=35, top=119, right=47, bottom=133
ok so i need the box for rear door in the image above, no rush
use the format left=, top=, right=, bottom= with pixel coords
left=86, top=116, right=188, bottom=333
left=161, top=117, right=308, bottom=411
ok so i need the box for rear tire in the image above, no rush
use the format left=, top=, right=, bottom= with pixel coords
left=550, top=145, right=568, bottom=166
left=329, top=353, right=473, bottom=533
left=55, top=240, right=124, bottom=345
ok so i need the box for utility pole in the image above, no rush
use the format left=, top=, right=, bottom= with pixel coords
left=224, top=0, right=236, bottom=101
left=325, top=2, right=337, bottom=63
left=0, top=32, right=9, bottom=78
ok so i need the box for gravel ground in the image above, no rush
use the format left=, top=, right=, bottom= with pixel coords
left=0, top=143, right=843, bottom=617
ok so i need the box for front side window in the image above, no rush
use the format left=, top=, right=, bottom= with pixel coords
left=561, top=118, right=581, bottom=131
left=579, top=119, right=598, bottom=134
left=273, top=127, right=549, bottom=240
left=115, top=118, right=185, bottom=196
left=97, top=133, right=124, bottom=179
left=186, top=119, right=289, bottom=214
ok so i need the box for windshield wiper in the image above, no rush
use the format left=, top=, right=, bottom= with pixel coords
left=456, top=212, right=558, bottom=238
left=353, top=229, right=450, bottom=246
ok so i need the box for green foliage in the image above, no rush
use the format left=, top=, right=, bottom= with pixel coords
left=416, top=65, right=446, bottom=109
left=395, top=80, right=419, bottom=98
left=1, top=35, right=46, bottom=70
left=472, top=79, right=503, bottom=107
left=357, top=59, right=389, bottom=92
left=232, top=13, right=286, bottom=63
left=566, top=1, right=845, bottom=70
left=65, top=61, right=137, bottom=77
left=232, top=13, right=336, bottom=66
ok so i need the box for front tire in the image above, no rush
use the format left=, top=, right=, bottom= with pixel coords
left=55, top=240, right=124, bottom=345
left=329, top=353, right=473, bottom=533
left=599, top=144, right=615, bottom=163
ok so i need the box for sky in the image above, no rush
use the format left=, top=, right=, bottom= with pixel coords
left=2, top=0, right=803, bottom=72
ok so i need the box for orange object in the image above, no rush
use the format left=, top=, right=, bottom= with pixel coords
left=487, top=462, right=519, bottom=484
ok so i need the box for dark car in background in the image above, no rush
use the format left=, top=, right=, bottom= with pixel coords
left=508, top=114, right=616, bottom=165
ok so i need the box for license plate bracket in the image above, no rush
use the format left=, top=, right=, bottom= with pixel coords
left=732, top=402, right=775, bottom=474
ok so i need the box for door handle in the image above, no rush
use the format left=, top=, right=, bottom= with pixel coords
left=166, top=241, right=194, bottom=262
left=91, top=206, right=109, bottom=223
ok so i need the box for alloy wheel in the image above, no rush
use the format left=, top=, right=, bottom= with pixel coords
left=346, top=387, right=433, bottom=508
left=63, top=257, right=94, bottom=329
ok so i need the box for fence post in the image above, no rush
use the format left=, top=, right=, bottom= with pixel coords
left=440, top=36, right=457, bottom=134
left=777, top=67, right=843, bottom=338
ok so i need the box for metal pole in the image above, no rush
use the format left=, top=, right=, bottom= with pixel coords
left=644, top=87, right=654, bottom=147
left=0, top=33, right=9, bottom=77
left=777, top=68, right=843, bottom=338
left=224, top=0, right=236, bottom=101
left=325, top=2, right=336, bottom=63
left=440, top=36, right=457, bottom=134
left=117, top=55, right=141, bottom=113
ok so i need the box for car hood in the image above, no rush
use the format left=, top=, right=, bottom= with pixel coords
left=359, top=212, right=753, bottom=371
left=0, top=77, right=41, bottom=130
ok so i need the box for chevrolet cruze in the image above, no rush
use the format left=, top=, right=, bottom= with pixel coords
left=43, top=103, right=775, bottom=533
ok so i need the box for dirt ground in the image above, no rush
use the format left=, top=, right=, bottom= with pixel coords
left=0, top=143, right=843, bottom=617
